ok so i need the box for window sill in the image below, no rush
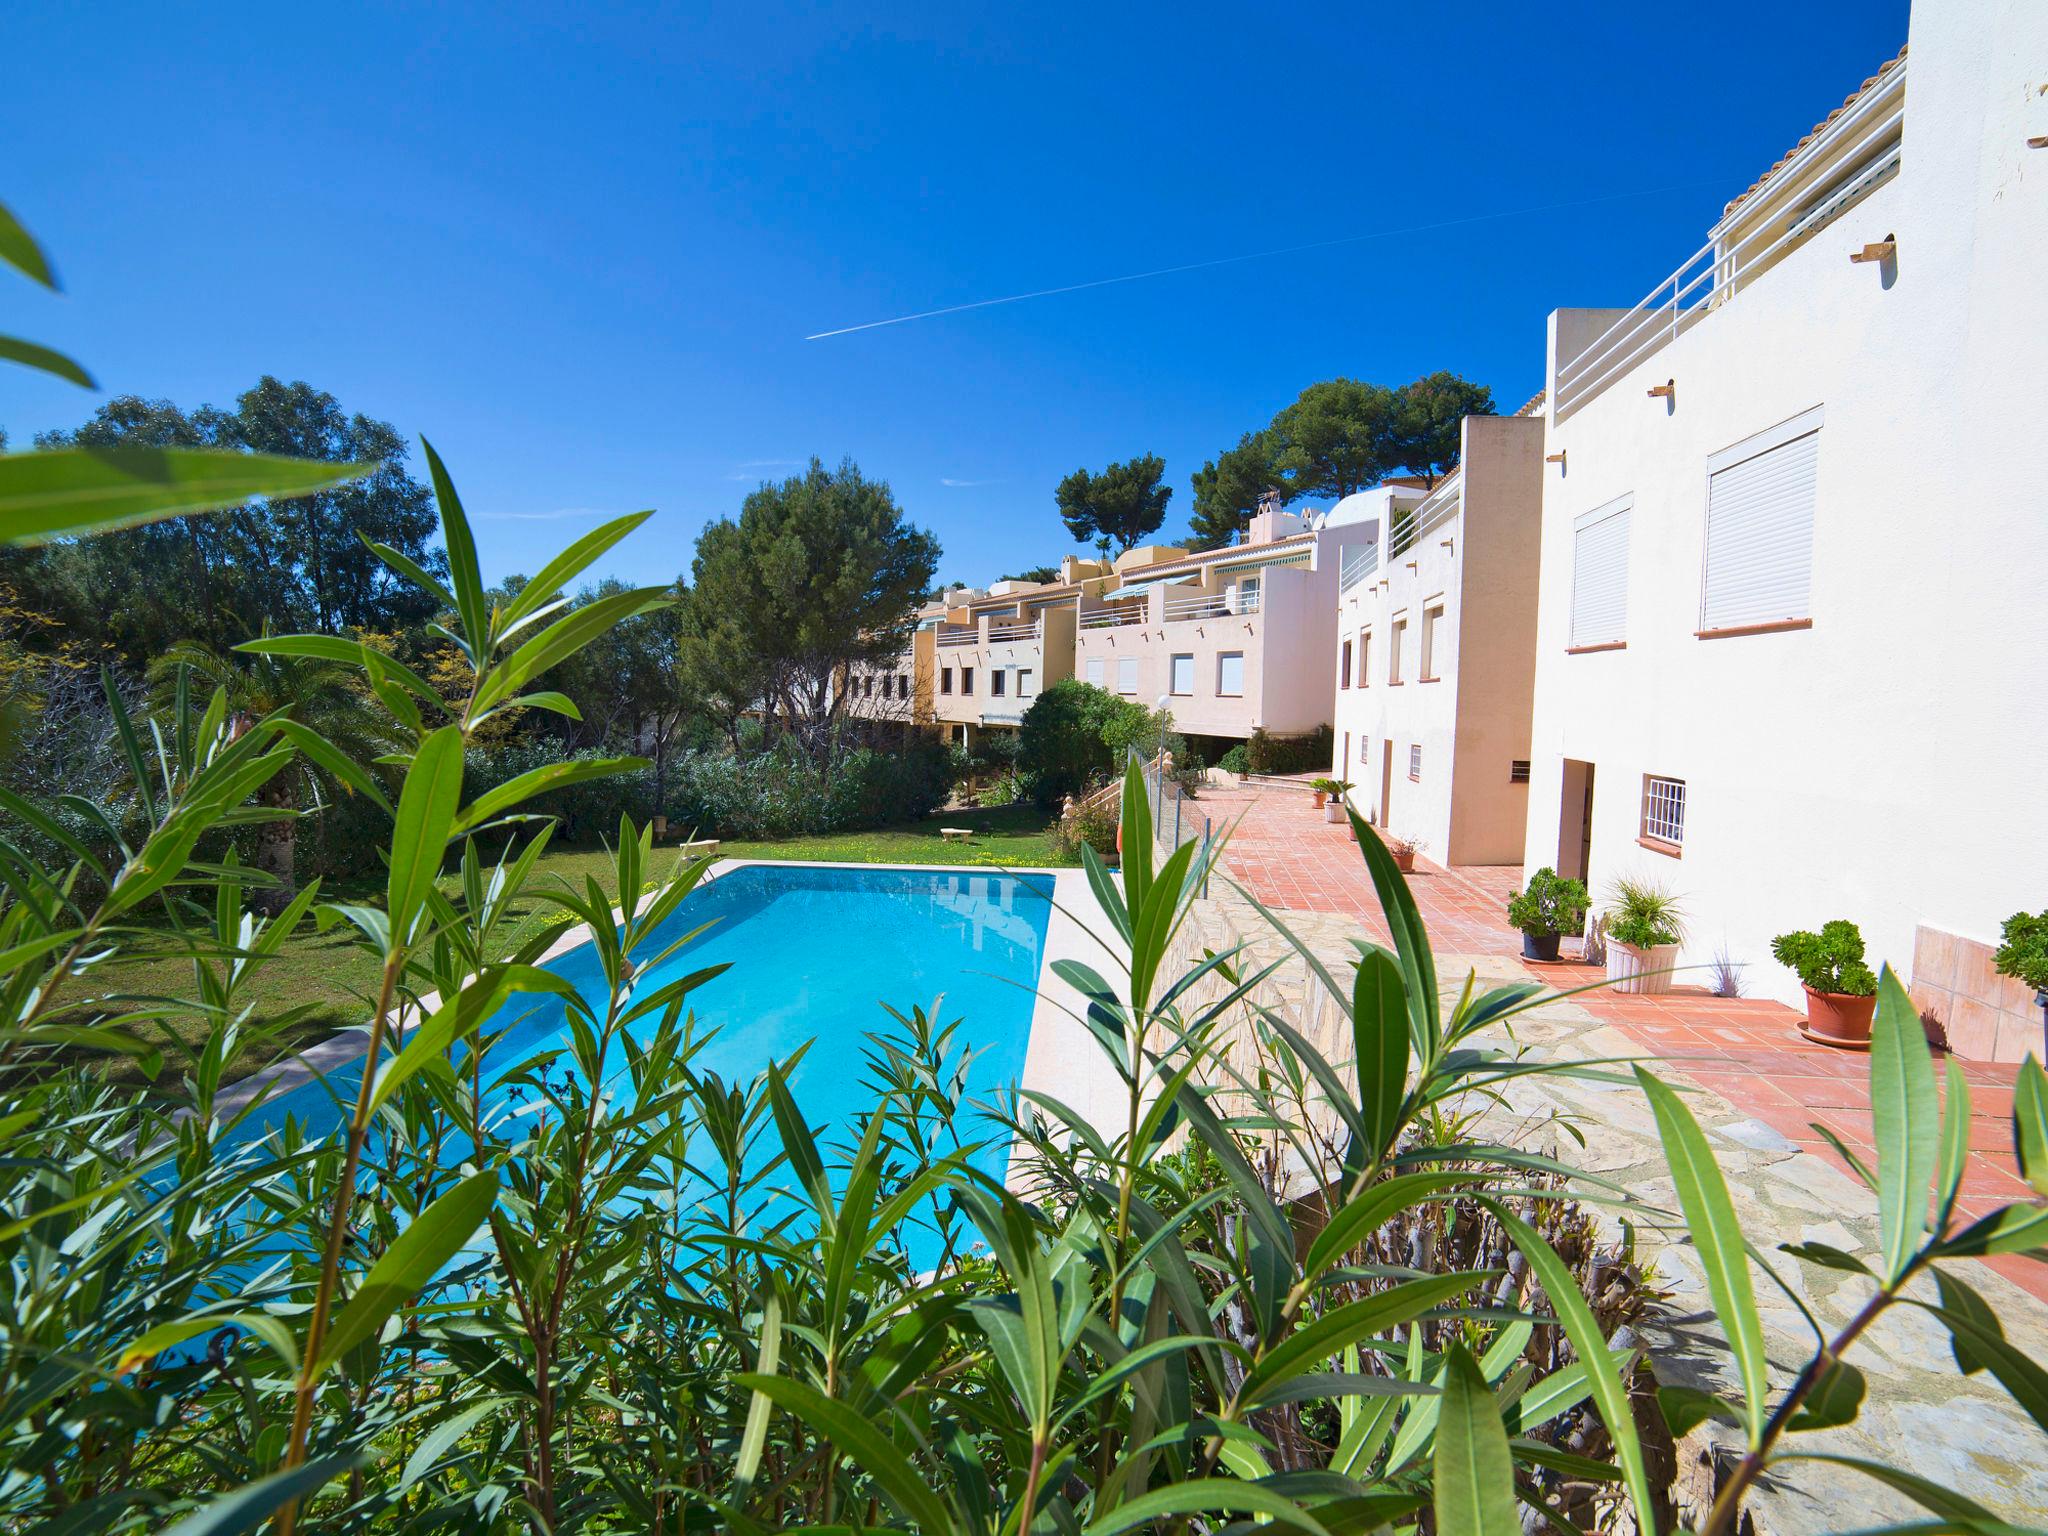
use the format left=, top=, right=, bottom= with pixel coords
left=1566, top=641, right=1626, bottom=655
left=1636, top=835, right=1683, bottom=859
left=1387, top=680, right=1405, bottom=687
left=1695, top=618, right=1812, bottom=640
left=1419, top=674, right=1441, bottom=684
left=1407, top=774, right=1421, bottom=783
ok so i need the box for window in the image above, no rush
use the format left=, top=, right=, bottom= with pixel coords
left=1701, top=408, right=1821, bottom=634
left=961, top=666, right=974, bottom=695
left=1358, top=630, right=1370, bottom=686
left=1170, top=654, right=1195, bottom=695
left=1216, top=651, right=1244, bottom=696
left=1340, top=640, right=1353, bottom=689
left=1017, top=667, right=1035, bottom=697
left=1085, top=657, right=1104, bottom=686
left=940, top=668, right=953, bottom=695
left=1408, top=744, right=1422, bottom=781
left=863, top=675, right=874, bottom=698
left=990, top=670, right=1006, bottom=697
left=1240, top=575, right=1261, bottom=612
left=1389, top=618, right=1406, bottom=683
left=1420, top=601, right=1444, bottom=681
left=1116, top=658, right=1138, bottom=695
left=1569, top=496, right=1631, bottom=649
left=897, top=673, right=909, bottom=697
left=1510, top=759, right=1531, bottom=784
left=1641, top=774, right=1686, bottom=852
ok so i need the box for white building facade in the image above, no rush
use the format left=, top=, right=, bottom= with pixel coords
left=1522, top=0, right=2048, bottom=1054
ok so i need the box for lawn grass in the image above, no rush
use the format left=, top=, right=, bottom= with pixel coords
left=71, top=801, right=1071, bottom=1088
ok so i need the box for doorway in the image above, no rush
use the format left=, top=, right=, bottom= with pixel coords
left=1557, top=759, right=1595, bottom=882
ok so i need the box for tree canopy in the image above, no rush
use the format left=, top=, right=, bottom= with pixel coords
left=1391, top=371, right=1497, bottom=487
left=1055, top=455, right=1171, bottom=555
left=1187, top=432, right=1278, bottom=551
left=18, top=378, right=444, bottom=659
left=1267, top=379, right=1399, bottom=502
left=1000, top=565, right=1061, bottom=585
left=687, top=457, right=939, bottom=753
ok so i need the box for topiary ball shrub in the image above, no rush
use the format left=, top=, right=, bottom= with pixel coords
left=1771, top=918, right=1879, bottom=997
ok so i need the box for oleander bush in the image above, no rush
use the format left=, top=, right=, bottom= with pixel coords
left=4, top=198, right=2047, bottom=1536
left=1245, top=722, right=1333, bottom=776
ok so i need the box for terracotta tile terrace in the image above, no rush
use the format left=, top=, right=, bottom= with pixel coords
left=1198, top=773, right=2047, bottom=1300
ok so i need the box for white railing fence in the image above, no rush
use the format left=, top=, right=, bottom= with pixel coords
left=1384, top=485, right=1460, bottom=565
left=1339, top=543, right=1380, bottom=592
left=1162, top=587, right=1262, bottom=622
left=985, top=621, right=1037, bottom=642
left=936, top=628, right=977, bottom=647
left=1553, top=61, right=1905, bottom=419
left=1079, top=605, right=1146, bottom=630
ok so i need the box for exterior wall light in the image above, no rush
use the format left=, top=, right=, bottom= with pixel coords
left=1850, top=237, right=1897, bottom=264
left=1646, top=380, right=1675, bottom=400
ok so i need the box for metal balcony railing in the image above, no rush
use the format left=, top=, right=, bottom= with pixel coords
left=1384, top=483, right=1460, bottom=564
left=935, top=628, right=977, bottom=647
left=1079, top=605, right=1146, bottom=630
left=1163, top=588, right=1261, bottom=622
left=1553, top=62, right=1904, bottom=419
left=1339, top=544, right=1379, bottom=593
left=984, top=621, right=1037, bottom=642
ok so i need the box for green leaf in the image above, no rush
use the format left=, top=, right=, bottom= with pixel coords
left=420, top=438, right=489, bottom=658
left=734, top=1289, right=782, bottom=1497
left=158, top=1453, right=363, bottom=1536
left=1301, top=1171, right=1465, bottom=1283
left=1489, top=1205, right=1658, bottom=1533
left=1776, top=1452, right=2010, bottom=1526
left=1432, top=1343, right=1520, bottom=1536
left=1634, top=1065, right=1769, bottom=1446
left=313, top=1169, right=498, bottom=1377
left=367, top=969, right=534, bottom=1116
left=766, top=1063, right=832, bottom=1226
left=1239, top=1272, right=1485, bottom=1407
left=0, top=199, right=57, bottom=288
left=2015, top=1055, right=2048, bottom=1198
left=451, top=755, right=650, bottom=836
left=1935, top=1056, right=1972, bottom=1231
left=1787, top=1359, right=1865, bottom=1431
left=1869, top=965, right=1939, bottom=1281
left=1353, top=945, right=1410, bottom=1165
left=1926, top=1299, right=2048, bottom=1436
left=1083, top=1478, right=1329, bottom=1536
left=470, top=584, right=672, bottom=717
left=732, top=1373, right=954, bottom=1534
left=1345, top=804, right=1438, bottom=1060
left=500, top=509, right=656, bottom=629
left=1656, top=1384, right=1738, bottom=1439
left=0, top=335, right=94, bottom=389
left=0, top=446, right=372, bottom=546
left=385, top=725, right=465, bottom=947
left=398, top=1401, right=499, bottom=1491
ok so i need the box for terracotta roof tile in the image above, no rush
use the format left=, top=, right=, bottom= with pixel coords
left=1513, top=388, right=1546, bottom=417
left=1722, top=45, right=1907, bottom=219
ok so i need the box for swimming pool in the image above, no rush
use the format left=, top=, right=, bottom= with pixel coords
left=239, top=862, right=1056, bottom=1205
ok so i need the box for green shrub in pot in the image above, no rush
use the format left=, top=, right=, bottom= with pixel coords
left=1994, top=908, right=2048, bottom=997
left=1507, top=867, right=1589, bottom=960
left=1605, top=875, right=1685, bottom=950
left=1771, top=919, right=1879, bottom=997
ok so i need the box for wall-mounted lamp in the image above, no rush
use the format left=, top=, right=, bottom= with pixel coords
left=1849, top=237, right=1897, bottom=264
left=1646, top=380, right=1675, bottom=400
left=1545, top=450, right=1567, bottom=467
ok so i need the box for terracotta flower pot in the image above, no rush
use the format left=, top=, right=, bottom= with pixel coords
left=1606, top=940, right=1678, bottom=995
left=1800, top=987, right=1877, bottom=1049
left=1391, top=846, right=1417, bottom=873
left=1521, top=931, right=1561, bottom=962
left=1312, top=791, right=1327, bottom=809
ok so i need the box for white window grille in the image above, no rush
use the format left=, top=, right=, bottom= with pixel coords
left=1570, top=497, right=1631, bottom=648
left=1701, top=408, right=1821, bottom=632
left=1642, top=775, right=1686, bottom=848
left=1408, top=744, right=1422, bottom=781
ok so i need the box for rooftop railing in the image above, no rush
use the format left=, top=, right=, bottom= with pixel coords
left=1339, top=543, right=1380, bottom=593
left=984, top=621, right=1037, bottom=642
left=935, top=627, right=977, bottom=647
left=1553, top=61, right=1905, bottom=419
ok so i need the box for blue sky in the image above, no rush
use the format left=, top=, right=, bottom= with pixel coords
left=4, top=1, right=1908, bottom=590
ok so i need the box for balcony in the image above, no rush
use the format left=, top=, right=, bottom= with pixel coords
left=985, top=620, right=1037, bottom=642
left=1164, top=588, right=1261, bottom=623
left=1339, top=543, right=1380, bottom=594
left=1080, top=604, right=1146, bottom=630
left=936, top=626, right=977, bottom=647
left=1552, top=57, right=1905, bottom=419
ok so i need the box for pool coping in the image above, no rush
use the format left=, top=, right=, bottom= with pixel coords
left=215, top=858, right=1132, bottom=1150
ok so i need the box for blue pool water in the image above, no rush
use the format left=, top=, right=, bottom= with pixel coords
left=236, top=864, right=1054, bottom=1249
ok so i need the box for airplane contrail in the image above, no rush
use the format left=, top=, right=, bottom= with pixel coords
left=804, top=180, right=1720, bottom=341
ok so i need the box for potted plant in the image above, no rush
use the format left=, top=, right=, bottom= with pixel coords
left=1319, top=779, right=1354, bottom=823
left=1382, top=831, right=1423, bottom=873
left=1506, top=867, right=1589, bottom=962
left=1771, top=919, right=1880, bottom=1048
left=1309, top=776, right=1339, bottom=810
left=1603, top=876, right=1684, bottom=994
left=1994, top=908, right=2048, bottom=1054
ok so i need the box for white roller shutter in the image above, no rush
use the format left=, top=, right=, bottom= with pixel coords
left=1569, top=497, right=1631, bottom=648
left=1701, top=412, right=1820, bottom=631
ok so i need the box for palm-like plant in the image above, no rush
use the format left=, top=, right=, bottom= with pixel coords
left=149, top=635, right=395, bottom=912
